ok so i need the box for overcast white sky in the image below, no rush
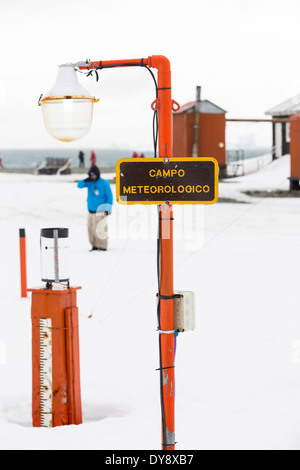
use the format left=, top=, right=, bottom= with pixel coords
left=0, top=0, right=299, bottom=151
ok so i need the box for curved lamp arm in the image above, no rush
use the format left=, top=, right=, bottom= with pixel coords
left=78, top=55, right=173, bottom=159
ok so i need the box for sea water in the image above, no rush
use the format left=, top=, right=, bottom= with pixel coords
left=0, top=148, right=153, bottom=169
left=0, top=146, right=271, bottom=169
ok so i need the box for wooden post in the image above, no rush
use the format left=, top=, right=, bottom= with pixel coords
left=192, top=86, right=201, bottom=158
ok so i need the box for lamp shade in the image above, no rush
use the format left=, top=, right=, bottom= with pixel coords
left=39, top=65, right=99, bottom=142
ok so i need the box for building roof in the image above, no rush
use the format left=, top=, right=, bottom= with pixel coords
left=265, top=94, right=300, bottom=117
left=177, top=100, right=227, bottom=114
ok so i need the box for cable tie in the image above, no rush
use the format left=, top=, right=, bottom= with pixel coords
left=162, top=441, right=178, bottom=447
left=155, top=365, right=175, bottom=371
left=157, top=294, right=182, bottom=300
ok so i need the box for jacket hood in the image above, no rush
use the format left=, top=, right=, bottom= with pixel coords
left=88, top=165, right=101, bottom=180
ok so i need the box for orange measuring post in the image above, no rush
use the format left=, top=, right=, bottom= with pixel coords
left=29, top=285, right=82, bottom=427
left=19, top=228, right=28, bottom=298
left=80, top=55, right=176, bottom=449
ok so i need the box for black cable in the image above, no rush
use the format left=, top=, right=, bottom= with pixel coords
left=153, top=108, right=158, bottom=158
left=104, top=61, right=165, bottom=446
left=82, top=61, right=159, bottom=158
left=157, top=206, right=161, bottom=324
left=142, top=64, right=158, bottom=158
left=83, top=59, right=163, bottom=443
left=156, top=206, right=168, bottom=448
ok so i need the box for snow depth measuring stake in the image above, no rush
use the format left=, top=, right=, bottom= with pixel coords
left=19, top=228, right=27, bottom=298
left=39, top=318, right=53, bottom=427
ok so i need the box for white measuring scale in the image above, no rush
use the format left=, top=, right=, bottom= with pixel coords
left=39, top=318, right=53, bottom=427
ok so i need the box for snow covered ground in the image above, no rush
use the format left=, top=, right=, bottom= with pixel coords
left=1, top=154, right=300, bottom=450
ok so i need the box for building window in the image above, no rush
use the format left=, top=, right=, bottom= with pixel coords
left=286, top=122, right=290, bottom=143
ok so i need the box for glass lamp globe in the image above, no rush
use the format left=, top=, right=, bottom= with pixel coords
left=39, top=65, right=99, bottom=142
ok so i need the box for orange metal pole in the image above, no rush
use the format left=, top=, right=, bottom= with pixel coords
left=87, top=58, right=150, bottom=69
left=19, top=228, right=27, bottom=298
left=150, top=56, right=175, bottom=450
left=81, top=55, right=175, bottom=449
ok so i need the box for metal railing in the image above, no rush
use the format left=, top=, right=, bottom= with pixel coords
left=226, top=149, right=245, bottom=176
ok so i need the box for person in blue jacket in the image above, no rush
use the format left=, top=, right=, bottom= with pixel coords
left=77, top=165, right=113, bottom=251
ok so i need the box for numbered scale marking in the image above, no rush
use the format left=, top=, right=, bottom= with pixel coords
left=39, top=318, right=53, bottom=427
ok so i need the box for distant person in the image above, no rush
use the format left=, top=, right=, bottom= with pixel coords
left=78, top=150, right=85, bottom=168
left=132, top=151, right=138, bottom=158
left=77, top=166, right=113, bottom=251
left=0, top=153, right=3, bottom=169
left=139, top=153, right=145, bottom=158
left=90, top=150, right=96, bottom=167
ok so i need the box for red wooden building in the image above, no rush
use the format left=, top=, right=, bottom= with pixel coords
left=173, top=99, right=227, bottom=175
left=289, top=114, right=300, bottom=190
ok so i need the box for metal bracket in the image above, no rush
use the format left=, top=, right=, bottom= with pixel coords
left=151, top=98, right=160, bottom=111
left=158, top=329, right=176, bottom=334
left=59, top=59, right=91, bottom=68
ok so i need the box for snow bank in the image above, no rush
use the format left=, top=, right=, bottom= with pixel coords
left=1, top=154, right=300, bottom=450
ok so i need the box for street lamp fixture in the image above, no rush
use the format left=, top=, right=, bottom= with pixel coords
left=38, top=61, right=98, bottom=142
